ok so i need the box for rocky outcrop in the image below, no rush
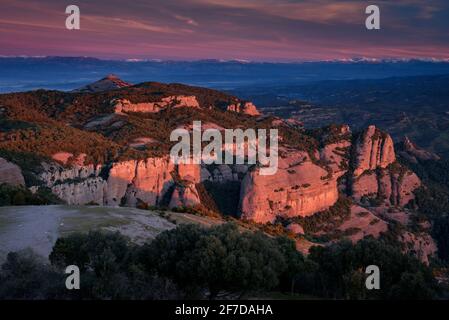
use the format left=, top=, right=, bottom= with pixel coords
left=287, top=223, right=304, bottom=235
left=226, top=102, right=260, bottom=116
left=113, top=95, right=200, bottom=114
left=51, top=177, right=107, bottom=205
left=169, top=184, right=201, bottom=208
left=200, top=164, right=245, bottom=183
left=0, top=157, right=25, bottom=186
left=239, top=151, right=339, bottom=223
left=399, top=136, right=440, bottom=163
left=37, top=157, right=201, bottom=207
left=239, top=124, right=422, bottom=224
left=348, top=126, right=420, bottom=207
left=51, top=152, right=87, bottom=166
left=33, top=123, right=421, bottom=236
left=168, top=163, right=201, bottom=208
left=351, top=166, right=421, bottom=207
left=40, top=162, right=101, bottom=188
left=353, top=125, right=396, bottom=177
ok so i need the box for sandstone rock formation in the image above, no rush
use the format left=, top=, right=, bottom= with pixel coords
left=353, top=125, right=396, bottom=177
left=239, top=125, right=422, bottom=225
left=239, top=151, right=339, bottom=223
left=0, top=157, right=25, bottom=186
left=113, top=95, right=200, bottom=114
left=351, top=166, right=421, bottom=207
left=398, top=136, right=440, bottom=163
left=287, top=223, right=305, bottom=235
left=36, top=157, right=201, bottom=207
left=169, top=184, right=201, bottom=208
left=226, top=102, right=260, bottom=116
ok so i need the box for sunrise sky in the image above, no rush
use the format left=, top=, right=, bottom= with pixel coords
left=0, top=0, right=448, bottom=61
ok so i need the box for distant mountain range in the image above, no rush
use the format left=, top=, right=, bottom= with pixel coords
left=2, top=56, right=449, bottom=93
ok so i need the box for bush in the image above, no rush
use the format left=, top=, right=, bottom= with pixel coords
left=308, top=238, right=438, bottom=299
left=0, top=183, right=62, bottom=206
left=0, top=227, right=440, bottom=300
left=138, top=223, right=300, bottom=299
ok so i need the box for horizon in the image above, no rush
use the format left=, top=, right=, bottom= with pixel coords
left=2, top=55, right=449, bottom=64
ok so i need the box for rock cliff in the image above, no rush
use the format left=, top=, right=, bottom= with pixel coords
left=353, top=125, right=396, bottom=177
left=37, top=157, right=201, bottom=207
left=351, top=166, right=421, bottom=207
left=398, top=136, right=440, bottom=163
left=226, top=102, right=260, bottom=116
left=240, top=125, right=421, bottom=223
left=113, top=95, right=200, bottom=114
left=240, top=151, right=339, bottom=223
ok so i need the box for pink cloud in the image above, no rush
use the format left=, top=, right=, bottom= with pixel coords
left=0, top=0, right=448, bottom=60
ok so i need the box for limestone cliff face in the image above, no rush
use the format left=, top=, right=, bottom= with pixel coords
left=51, top=177, right=107, bottom=205
left=226, top=102, right=260, bottom=116
left=33, top=124, right=421, bottom=229
left=113, top=95, right=200, bottom=114
left=353, top=125, right=396, bottom=177
left=40, top=162, right=101, bottom=188
left=398, top=136, right=440, bottom=163
left=348, top=126, right=421, bottom=208
left=169, top=184, right=201, bottom=208
left=37, top=157, right=201, bottom=207
left=105, top=158, right=173, bottom=206
left=239, top=125, right=422, bottom=224
left=0, top=157, right=25, bottom=186
left=239, top=151, right=339, bottom=223
left=169, top=163, right=202, bottom=208
left=201, top=164, right=246, bottom=183
left=351, top=168, right=421, bottom=207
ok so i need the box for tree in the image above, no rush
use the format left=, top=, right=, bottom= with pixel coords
left=308, top=238, right=438, bottom=299
left=49, top=230, right=180, bottom=300
left=141, top=223, right=288, bottom=299
left=0, top=249, right=64, bottom=299
left=274, top=236, right=306, bottom=294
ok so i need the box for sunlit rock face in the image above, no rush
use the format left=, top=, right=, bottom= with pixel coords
left=239, top=124, right=422, bottom=224
left=353, top=125, right=396, bottom=177
left=27, top=121, right=421, bottom=229
left=37, top=157, right=201, bottom=207
left=398, top=136, right=440, bottom=163
left=113, top=95, right=200, bottom=114
left=348, top=126, right=421, bottom=207
left=226, top=102, right=260, bottom=116
left=351, top=168, right=421, bottom=207
left=239, top=151, right=339, bottom=223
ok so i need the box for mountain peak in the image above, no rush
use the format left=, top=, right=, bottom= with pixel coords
left=73, top=75, right=132, bottom=93
left=104, top=74, right=119, bottom=80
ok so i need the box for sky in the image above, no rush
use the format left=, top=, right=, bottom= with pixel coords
left=0, top=0, right=448, bottom=61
